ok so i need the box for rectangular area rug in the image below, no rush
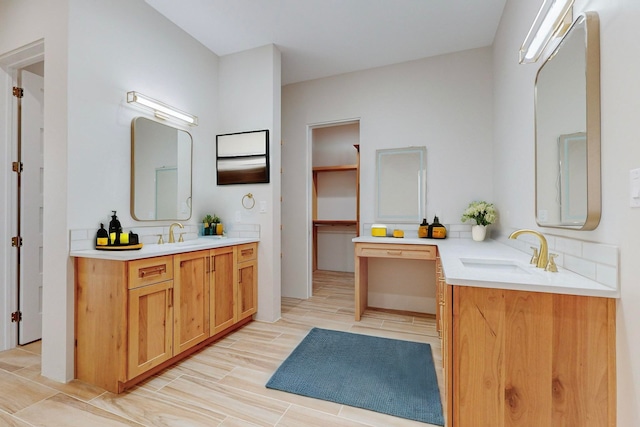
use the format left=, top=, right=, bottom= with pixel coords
left=266, top=328, right=444, bottom=426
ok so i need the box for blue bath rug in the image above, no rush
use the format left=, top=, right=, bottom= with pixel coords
left=266, top=328, right=444, bottom=425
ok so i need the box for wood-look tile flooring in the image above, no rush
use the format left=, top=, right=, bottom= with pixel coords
left=0, top=270, right=443, bottom=426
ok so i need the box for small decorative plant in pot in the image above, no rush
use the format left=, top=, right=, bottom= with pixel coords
left=211, top=214, right=223, bottom=235
left=461, top=201, right=497, bottom=241
left=202, top=214, right=215, bottom=235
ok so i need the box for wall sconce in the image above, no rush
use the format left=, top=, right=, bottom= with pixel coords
left=519, top=0, right=574, bottom=64
left=126, top=91, right=198, bottom=126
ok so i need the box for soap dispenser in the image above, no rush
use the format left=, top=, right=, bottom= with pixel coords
left=108, top=211, right=122, bottom=245
left=429, top=215, right=447, bottom=239
left=418, top=218, right=429, bottom=238
left=96, top=223, right=108, bottom=247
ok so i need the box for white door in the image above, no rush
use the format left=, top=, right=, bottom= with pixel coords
left=19, top=69, right=44, bottom=345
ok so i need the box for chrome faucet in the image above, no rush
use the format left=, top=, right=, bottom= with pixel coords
left=509, top=229, right=548, bottom=269
left=168, top=222, right=184, bottom=243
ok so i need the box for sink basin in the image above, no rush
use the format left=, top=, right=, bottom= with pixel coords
left=171, top=238, right=223, bottom=248
left=460, top=258, right=532, bottom=274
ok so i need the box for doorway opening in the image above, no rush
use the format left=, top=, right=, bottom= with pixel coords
left=0, top=40, right=45, bottom=350
left=308, top=120, right=360, bottom=297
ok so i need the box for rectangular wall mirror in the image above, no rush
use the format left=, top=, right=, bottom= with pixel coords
left=535, top=12, right=600, bottom=229
left=375, top=146, right=427, bottom=222
left=216, top=129, right=270, bottom=185
left=131, top=117, right=193, bottom=221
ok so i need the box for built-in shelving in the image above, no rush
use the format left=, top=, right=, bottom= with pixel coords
left=312, top=145, right=359, bottom=271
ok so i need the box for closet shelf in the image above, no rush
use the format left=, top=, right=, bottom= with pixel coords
left=312, top=164, right=358, bottom=173
left=312, top=144, right=360, bottom=271
left=313, top=220, right=357, bottom=226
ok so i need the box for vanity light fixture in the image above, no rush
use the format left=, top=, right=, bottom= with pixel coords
left=519, top=0, right=574, bottom=64
left=126, top=91, right=198, bottom=126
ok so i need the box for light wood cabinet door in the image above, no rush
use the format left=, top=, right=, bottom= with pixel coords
left=210, top=246, right=237, bottom=335
left=128, top=280, right=174, bottom=379
left=442, top=283, right=453, bottom=427
left=452, top=286, right=616, bottom=427
left=76, top=258, right=128, bottom=392
left=238, top=259, right=257, bottom=321
left=173, top=250, right=210, bottom=354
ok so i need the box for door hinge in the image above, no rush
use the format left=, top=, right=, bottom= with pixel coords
left=11, top=311, right=22, bottom=323
left=12, top=161, right=23, bottom=173
left=11, top=236, right=23, bottom=247
left=12, top=86, right=24, bottom=98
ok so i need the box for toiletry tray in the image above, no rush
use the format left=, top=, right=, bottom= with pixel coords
left=96, top=243, right=144, bottom=251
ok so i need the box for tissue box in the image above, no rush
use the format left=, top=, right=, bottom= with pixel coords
left=371, top=224, right=387, bottom=237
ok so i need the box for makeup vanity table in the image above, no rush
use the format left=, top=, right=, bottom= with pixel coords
left=354, top=240, right=436, bottom=320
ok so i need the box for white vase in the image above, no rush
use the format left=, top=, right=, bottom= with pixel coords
left=471, top=224, right=487, bottom=242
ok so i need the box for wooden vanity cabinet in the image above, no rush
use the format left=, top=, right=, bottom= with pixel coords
left=75, top=258, right=129, bottom=391
left=237, top=243, right=258, bottom=321
left=210, top=246, right=237, bottom=335
left=75, top=242, right=258, bottom=393
left=451, top=286, right=615, bottom=427
left=436, top=257, right=453, bottom=426
left=436, top=272, right=616, bottom=426
left=127, top=277, right=174, bottom=379
left=173, top=251, right=210, bottom=354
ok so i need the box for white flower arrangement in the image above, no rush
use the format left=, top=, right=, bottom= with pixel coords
left=461, top=201, right=497, bottom=226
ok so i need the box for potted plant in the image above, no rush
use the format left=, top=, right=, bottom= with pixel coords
left=202, top=214, right=215, bottom=235
left=461, top=201, right=497, bottom=241
left=211, top=214, right=223, bottom=235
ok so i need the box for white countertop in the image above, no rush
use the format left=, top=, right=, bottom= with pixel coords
left=353, top=236, right=619, bottom=298
left=70, top=237, right=259, bottom=261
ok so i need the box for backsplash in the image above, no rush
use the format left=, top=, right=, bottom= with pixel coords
left=70, top=223, right=261, bottom=252
left=498, top=227, right=619, bottom=290
left=362, top=222, right=474, bottom=239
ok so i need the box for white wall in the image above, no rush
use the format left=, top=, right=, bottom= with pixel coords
left=0, top=0, right=69, bottom=371
left=0, top=0, right=220, bottom=381
left=282, top=47, right=494, bottom=299
left=493, top=0, right=640, bottom=424
left=217, top=44, right=282, bottom=322
left=61, top=0, right=220, bottom=382
left=1, top=0, right=282, bottom=384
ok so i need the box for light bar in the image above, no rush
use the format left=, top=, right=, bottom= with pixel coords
left=126, top=91, right=198, bottom=126
left=519, top=0, right=574, bottom=64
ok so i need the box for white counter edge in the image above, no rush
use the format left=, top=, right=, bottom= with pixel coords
left=353, top=236, right=619, bottom=299
left=70, top=237, right=259, bottom=261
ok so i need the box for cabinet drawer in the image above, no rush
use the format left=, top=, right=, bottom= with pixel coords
left=356, top=244, right=436, bottom=260
left=237, top=243, right=258, bottom=263
left=128, top=255, right=174, bottom=289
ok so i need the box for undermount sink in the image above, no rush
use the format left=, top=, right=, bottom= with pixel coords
left=171, top=237, right=225, bottom=247
left=460, top=258, right=532, bottom=274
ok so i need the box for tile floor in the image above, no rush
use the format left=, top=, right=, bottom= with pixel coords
left=0, top=270, right=443, bottom=426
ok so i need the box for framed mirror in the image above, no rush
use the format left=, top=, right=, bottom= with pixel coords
left=216, top=129, right=270, bottom=185
left=375, top=146, right=427, bottom=222
left=131, top=117, right=193, bottom=221
left=535, top=12, right=600, bottom=229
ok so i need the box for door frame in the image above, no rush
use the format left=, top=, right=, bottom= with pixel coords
left=0, top=40, right=44, bottom=351
left=306, top=117, right=360, bottom=298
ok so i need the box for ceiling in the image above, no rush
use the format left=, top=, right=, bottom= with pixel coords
left=146, top=0, right=507, bottom=86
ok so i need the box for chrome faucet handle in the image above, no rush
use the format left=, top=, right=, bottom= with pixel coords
left=545, top=253, right=559, bottom=272
left=529, top=246, right=539, bottom=265
left=179, top=233, right=185, bottom=243
left=157, top=234, right=164, bottom=245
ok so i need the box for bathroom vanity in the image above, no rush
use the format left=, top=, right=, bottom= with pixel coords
left=72, top=238, right=258, bottom=393
left=353, top=237, right=617, bottom=427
